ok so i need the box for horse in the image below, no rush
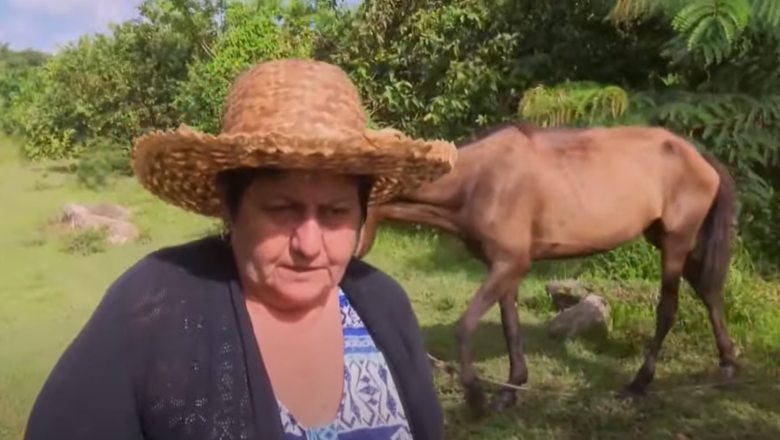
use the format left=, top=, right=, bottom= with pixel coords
left=355, top=121, right=739, bottom=414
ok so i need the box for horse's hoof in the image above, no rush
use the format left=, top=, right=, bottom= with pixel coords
left=718, top=364, right=739, bottom=381
left=464, top=385, right=487, bottom=418
left=489, top=391, right=517, bottom=413
left=617, top=385, right=647, bottom=401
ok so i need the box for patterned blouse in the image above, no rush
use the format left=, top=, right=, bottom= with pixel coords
left=278, top=289, right=413, bottom=440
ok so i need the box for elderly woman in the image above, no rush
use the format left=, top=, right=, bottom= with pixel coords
left=24, top=59, right=457, bottom=440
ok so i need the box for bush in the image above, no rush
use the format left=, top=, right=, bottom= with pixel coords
left=59, top=227, right=109, bottom=256
left=75, top=137, right=133, bottom=190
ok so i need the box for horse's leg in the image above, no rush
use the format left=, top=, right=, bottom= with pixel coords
left=683, top=257, right=739, bottom=378
left=489, top=278, right=529, bottom=412
left=455, top=260, right=526, bottom=415
left=622, top=230, right=692, bottom=396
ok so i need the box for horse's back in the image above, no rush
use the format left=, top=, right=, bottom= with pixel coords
left=512, top=125, right=720, bottom=257
left=584, top=126, right=721, bottom=200
left=530, top=125, right=719, bottom=189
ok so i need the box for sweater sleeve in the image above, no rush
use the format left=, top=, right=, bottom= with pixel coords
left=23, top=258, right=156, bottom=440
left=396, top=283, right=444, bottom=435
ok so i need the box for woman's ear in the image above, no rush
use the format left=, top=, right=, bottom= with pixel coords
left=353, top=216, right=368, bottom=257
left=220, top=219, right=232, bottom=241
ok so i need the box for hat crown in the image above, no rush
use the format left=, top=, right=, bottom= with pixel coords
left=131, top=58, right=458, bottom=218
left=220, top=59, right=368, bottom=139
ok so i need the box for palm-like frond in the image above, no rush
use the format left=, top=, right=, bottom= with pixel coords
left=610, top=0, right=777, bottom=65
left=518, top=81, right=630, bottom=127
left=750, top=0, right=780, bottom=27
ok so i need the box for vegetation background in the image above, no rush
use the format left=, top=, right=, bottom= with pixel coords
left=2, top=0, right=780, bottom=439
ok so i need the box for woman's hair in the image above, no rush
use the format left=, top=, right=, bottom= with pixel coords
left=215, top=167, right=374, bottom=225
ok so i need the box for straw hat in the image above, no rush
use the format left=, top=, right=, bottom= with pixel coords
left=131, top=58, right=457, bottom=218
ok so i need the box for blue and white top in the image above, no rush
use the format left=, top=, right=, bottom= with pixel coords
left=278, top=289, right=413, bottom=440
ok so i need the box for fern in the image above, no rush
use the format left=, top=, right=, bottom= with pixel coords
left=610, top=0, right=657, bottom=22
left=672, top=0, right=751, bottom=64
left=750, top=0, right=780, bottom=27
left=518, top=81, right=630, bottom=127
left=609, top=0, right=688, bottom=22
left=609, top=0, right=773, bottom=66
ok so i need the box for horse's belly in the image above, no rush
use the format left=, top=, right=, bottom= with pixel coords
left=532, top=198, right=658, bottom=259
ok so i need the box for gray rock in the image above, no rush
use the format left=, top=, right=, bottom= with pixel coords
left=545, top=279, right=595, bottom=311
left=548, top=294, right=611, bottom=340
left=59, top=203, right=139, bottom=244
left=85, top=203, right=132, bottom=221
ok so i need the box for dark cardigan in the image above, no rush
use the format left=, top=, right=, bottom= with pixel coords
left=24, top=236, right=443, bottom=440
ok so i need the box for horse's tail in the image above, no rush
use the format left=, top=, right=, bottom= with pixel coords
left=692, top=153, right=737, bottom=295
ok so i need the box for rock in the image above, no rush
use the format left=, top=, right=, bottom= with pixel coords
left=548, top=294, right=611, bottom=340
left=545, top=279, right=595, bottom=311
left=58, top=203, right=139, bottom=244
left=85, top=203, right=132, bottom=221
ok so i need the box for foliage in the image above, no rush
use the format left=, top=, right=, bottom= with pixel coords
left=59, top=227, right=109, bottom=256
left=325, top=0, right=674, bottom=140
left=519, top=81, right=632, bottom=127
left=0, top=44, right=49, bottom=135
left=2, top=0, right=780, bottom=269
left=75, top=137, right=135, bottom=190
left=174, top=0, right=320, bottom=133
left=610, top=0, right=780, bottom=66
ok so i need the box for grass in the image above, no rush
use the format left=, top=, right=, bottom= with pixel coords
left=1, top=137, right=780, bottom=439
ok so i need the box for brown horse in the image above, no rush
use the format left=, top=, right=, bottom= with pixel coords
left=356, top=122, right=739, bottom=414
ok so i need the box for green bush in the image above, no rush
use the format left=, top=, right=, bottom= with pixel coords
left=59, top=227, right=109, bottom=256
left=75, top=137, right=133, bottom=190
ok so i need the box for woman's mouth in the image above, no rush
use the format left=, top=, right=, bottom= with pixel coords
left=278, top=265, right=323, bottom=279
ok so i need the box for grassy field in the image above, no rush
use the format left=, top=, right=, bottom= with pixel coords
left=1, top=137, right=780, bottom=440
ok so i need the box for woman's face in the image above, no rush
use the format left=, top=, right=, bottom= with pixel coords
left=229, top=170, right=363, bottom=312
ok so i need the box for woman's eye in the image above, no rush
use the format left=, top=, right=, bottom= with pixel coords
left=325, top=207, right=349, bottom=216
left=265, top=205, right=292, bottom=213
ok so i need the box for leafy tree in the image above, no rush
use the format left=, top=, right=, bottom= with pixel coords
left=4, top=0, right=780, bottom=269
left=175, top=0, right=328, bottom=133
left=610, top=0, right=780, bottom=66
left=0, top=44, right=49, bottom=135
left=325, top=0, right=676, bottom=140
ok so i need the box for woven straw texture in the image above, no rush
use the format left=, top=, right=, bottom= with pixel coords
left=132, top=58, right=457, bottom=218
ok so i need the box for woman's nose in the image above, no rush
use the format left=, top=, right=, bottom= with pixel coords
left=290, top=215, right=323, bottom=259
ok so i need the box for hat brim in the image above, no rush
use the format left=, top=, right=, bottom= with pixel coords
left=131, top=125, right=457, bottom=218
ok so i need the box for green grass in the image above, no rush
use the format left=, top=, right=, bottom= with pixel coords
left=1, top=137, right=780, bottom=439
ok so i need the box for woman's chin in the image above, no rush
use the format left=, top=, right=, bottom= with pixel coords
left=272, top=279, right=333, bottom=308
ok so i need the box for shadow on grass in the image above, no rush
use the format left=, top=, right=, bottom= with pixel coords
left=426, top=320, right=780, bottom=440
left=423, top=321, right=639, bottom=389
left=377, top=219, right=780, bottom=437
left=33, top=162, right=79, bottom=176
left=441, top=387, right=780, bottom=440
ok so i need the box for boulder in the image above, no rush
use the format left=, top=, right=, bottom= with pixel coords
left=82, top=203, right=131, bottom=221
left=545, top=279, right=595, bottom=311
left=58, top=203, right=139, bottom=244
left=548, top=294, right=611, bottom=340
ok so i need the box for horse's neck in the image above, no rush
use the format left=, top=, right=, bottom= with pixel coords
left=393, top=160, right=471, bottom=208
left=396, top=127, right=533, bottom=206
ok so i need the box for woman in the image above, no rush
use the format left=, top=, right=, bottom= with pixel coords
left=24, top=59, right=457, bottom=440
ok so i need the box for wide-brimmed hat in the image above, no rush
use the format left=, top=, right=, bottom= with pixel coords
left=131, top=58, right=457, bottom=218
